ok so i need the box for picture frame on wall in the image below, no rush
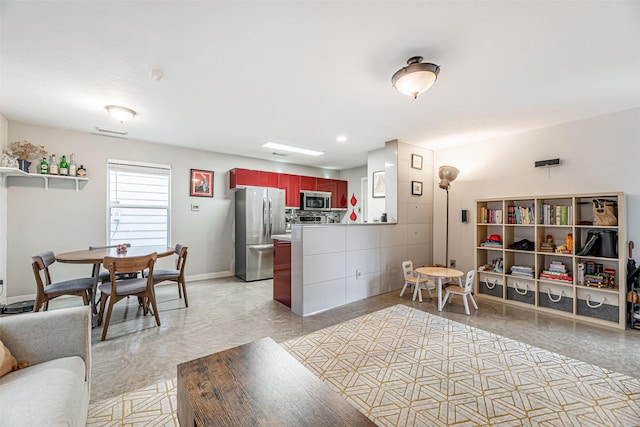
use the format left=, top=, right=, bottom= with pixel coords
left=412, top=180, right=423, bottom=196
left=190, top=169, right=214, bottom=197
left=411, top=154, right=423, bottom=170
left=372, top=170, right=386, bottom=198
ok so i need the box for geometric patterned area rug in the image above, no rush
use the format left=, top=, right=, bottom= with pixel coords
left=87, top=378, right=178, bottom=426
left=87, top=305, right=640, bottom=426
left=283, top=305, right=640, bottom=427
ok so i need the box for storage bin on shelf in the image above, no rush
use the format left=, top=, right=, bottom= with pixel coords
left=576, top=287, right=619, bottom=323
left=538, top=282, right=573, bottom=313
left=477, top=272, right=503, bottom=298
left=506, top=276, right=535, bottom=305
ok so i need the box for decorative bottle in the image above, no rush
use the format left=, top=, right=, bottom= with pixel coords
left=68, top=153, right=77, bottom=177
left=59, top=155, right=69, bottom=176
left=49, top=154, right=58, bottom=175
left=77, top=165, right=86, bottom=177
left=39, top=157, right=49, bottom=175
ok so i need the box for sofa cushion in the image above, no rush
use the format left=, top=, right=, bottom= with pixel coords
left=0, top=356, right=88, bottom=427
left=0, top=338, right=18, bottom=377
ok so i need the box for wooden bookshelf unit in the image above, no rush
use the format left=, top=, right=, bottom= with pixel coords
left=475, top=192, right=627, bottom=329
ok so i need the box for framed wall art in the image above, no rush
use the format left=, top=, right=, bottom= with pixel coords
left=412, top=180, right=423, bottom=196
left=372, top=170, right=386, bottom=198
left=190, top=169, right=214, bottom=197
left=411, top=154, right=423, bottom=170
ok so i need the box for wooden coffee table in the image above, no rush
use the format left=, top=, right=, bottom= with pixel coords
left=177, top=337, right=375, bottom=426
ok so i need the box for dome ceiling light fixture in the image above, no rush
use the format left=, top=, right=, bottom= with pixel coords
left=105, top=105, right=136, bottom=123
left=391, top=56, right=440, bottom=99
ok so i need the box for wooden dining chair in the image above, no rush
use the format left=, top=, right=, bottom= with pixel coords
left=97, top=252, right=159, bottom=341
left=89, top=244, right=132, bottom=283
left=143, top=244, right=189, bottom=307
left=31, top=251, right=95, bottom=312
left=442, top=270, right=478, bottom=315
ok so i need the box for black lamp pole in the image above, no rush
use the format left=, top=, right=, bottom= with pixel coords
left=445, top=187, right=450, bottom=268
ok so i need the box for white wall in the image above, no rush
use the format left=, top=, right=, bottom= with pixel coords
left=367, top=148, right=385, bottom=222
left=433, top=107, right=640, bottom=275
left=4, top=121, right=346, bottom=301
left=0, top=115, right=7, bottom=305
left=338, top=165, right=367, bottom=223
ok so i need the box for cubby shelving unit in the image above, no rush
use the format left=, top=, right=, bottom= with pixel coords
left=475, top=192, right=627, bottom=329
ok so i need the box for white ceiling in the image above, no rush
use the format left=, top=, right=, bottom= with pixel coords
left=1, top=1, right=638, bottom=170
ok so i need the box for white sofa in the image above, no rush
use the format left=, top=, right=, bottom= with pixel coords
left=0, top=306, right=91, bottom=427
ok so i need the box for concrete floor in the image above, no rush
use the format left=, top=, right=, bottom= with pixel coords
left=48, top=276, right=640, bottom=403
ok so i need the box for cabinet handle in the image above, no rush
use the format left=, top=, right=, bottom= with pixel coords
left=486, top=279, right=496, bottom=290
left=513, top=281, right=528, bottom=295
left=586, top=295, right=606, bottom=309
left=547, top=288, right=564, bottom=303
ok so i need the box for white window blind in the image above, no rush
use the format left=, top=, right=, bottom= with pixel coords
left=107, top=160, right=171, bottom=246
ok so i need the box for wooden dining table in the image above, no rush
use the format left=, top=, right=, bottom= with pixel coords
left=414, top=266, right=464, bottom=311
left=56, top=245, right=175, bottom=325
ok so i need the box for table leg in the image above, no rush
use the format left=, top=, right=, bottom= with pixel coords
left=412, top=273, right=423, bottom=302
left=437, top=277, right=444, bottom=311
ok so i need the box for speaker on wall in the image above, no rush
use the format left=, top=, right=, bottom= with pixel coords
left=461, top=209, right=468, bottom=223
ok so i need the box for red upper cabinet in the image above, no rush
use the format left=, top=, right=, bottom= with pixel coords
left=230, top=168, right=260, bottom=188
left=334, top=180, right=348, bottom=209
left=279, top=173, right=301, bottom=208
left=316, top=178, right=333, bottom=193
left=260, top=171, right=279, bottom=188
left=300, top=176, right=317, bottom=191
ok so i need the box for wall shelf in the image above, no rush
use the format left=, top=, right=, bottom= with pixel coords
left=0, top=167, right=88, bottom=191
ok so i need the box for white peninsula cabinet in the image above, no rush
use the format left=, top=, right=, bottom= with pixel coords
left=475, top=192, right=626, bottom=329
left=290, top=223, right=427, bottom=317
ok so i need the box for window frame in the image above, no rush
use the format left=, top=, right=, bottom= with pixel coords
left=106, top=158, right=171, bottom=247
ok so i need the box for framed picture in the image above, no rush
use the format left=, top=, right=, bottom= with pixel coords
left=411, top=180, right=423, bottom=196
left=372, top=170, right=386, bottom=198
left=411, top=154, right=423, bottom=170
left=190, top=169, right=214, bottom=197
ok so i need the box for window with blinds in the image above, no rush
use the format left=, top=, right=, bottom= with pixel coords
left=107, top=159, right=171, bottom=247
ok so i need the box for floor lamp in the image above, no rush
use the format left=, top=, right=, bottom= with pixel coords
left=438, top=166, right=460, bottom=268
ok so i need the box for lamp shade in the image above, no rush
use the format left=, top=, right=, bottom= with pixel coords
left=105, top=105, right=136, bottom=123
left=438, top=165, right=460, bottom=190
left=392, top=56, right=440, bottom=99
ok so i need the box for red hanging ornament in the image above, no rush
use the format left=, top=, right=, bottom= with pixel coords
left=350, top=210, right=357, bottom=222
left=340, top=194, right=347, bottom=207
left=350, top=193, right=358, bottom=206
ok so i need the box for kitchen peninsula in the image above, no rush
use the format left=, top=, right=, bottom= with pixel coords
left=273, top=222, right=410, bottom=317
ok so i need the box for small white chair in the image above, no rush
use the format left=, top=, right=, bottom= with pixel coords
left=442, top=270, right=478, bottom=315
left=400, top=260, right=434, bottom=301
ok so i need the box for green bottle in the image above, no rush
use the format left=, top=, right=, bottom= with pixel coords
left=59, top=155, right=69, bottom=176
left=39, top=157, right=48, bottom=175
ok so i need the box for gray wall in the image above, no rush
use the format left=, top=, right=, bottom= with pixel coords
left=3, top=121, right=350, bottom=301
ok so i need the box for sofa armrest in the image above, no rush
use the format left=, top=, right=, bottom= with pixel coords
left=0, top=306, right=91, bottom=383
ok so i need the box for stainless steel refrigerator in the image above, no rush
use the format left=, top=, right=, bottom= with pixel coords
left=235, top=187, right=286, bottom=281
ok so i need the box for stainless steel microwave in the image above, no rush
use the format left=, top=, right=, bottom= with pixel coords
left=299, top=191, right=331, bottom=211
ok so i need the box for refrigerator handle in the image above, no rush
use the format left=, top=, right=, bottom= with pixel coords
left=268, top=198, right=272, bottom=237
left=263, top=198, right=267, bottom=237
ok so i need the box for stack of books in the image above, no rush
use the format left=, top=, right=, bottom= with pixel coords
left=507, top=205, right=534, bottom=224
left=584, top=267, right=616, bottom=288
left=539, top=242, right=555, bottom=253
left=510, top=265, right=534, bottom=278
left=540, top=261, right=572, bottom=282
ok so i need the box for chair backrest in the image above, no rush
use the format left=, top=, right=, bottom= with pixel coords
left=175, top=244, right=188, bottom=272
left=31, top=251, right=56, bottom=286
left=401, top=261, right=414, bottom=281
left=464, top=270, right=475, bottom=292
left=103, top=253, right=157, bottom=294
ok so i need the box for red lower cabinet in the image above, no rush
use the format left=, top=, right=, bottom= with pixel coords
left=273, top=239, right=291, bottom=308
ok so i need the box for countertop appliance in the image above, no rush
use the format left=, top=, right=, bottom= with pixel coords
left=300, top=191, right=331, bottom=211
left=235, top=187, right=285, bottom=281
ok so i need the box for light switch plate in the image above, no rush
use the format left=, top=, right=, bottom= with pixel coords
left=191, top=203, right=200, bottom=211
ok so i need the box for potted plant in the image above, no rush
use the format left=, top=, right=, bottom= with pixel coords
left=8, top=140, right=47, bottom=173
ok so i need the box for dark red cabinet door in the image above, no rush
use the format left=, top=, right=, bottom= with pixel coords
left=300, top=176, right=317, bottom=191
left=334, top=180, right=348, bottom=208
left=273, top=240, right=292, bottom=308
left=279, top=173, right=301, bottom=208
left=260, top=171, right=279, bottom=188
left=230, top=168, right=261, bottom=188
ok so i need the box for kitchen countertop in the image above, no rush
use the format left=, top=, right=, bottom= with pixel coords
left=271, top=233, right=292, bottom=242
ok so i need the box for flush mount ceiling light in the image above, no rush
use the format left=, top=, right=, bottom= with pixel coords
left=392, top=56, right=440, bottom=99
left=262, top=142, right=324, bottom=156
left=105, top=105, right=136, bottom=123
